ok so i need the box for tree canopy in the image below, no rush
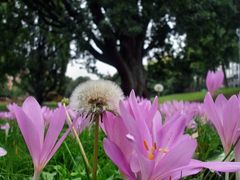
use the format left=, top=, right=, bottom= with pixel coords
left=1, top=0, right=239, bottom=98
left=0, top=1, right=71, bottom=103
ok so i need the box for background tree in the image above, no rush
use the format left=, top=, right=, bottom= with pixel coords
left=147, top=0, right=240, bottom=93
left=21, top=0, right=174, bottom=96
left=0, top=1, right=71, bottom=103
left=65, top=76, right=90, bottom=97
left=0, top=1, right=26, bottom=82
left=168, top=0, right=240, bottom=87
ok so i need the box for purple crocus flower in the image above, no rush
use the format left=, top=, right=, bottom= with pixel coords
left=102, top=112, right=135, bottom=179
left=104, top=91, right=240, bottom=180
left=0, top=103, right=16, bottom=120
left=13, top=97, right=72, bottom=180
left=204, top=92, right=240, bottom=154
left=206, top=70, right=224, bottom=94
left=66, top=107, right=91, bottom=135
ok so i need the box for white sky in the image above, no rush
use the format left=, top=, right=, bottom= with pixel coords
left=66, top=60, right=117, bottom=80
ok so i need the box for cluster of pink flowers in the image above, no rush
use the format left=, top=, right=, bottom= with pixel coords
left=1, top=71, right=240, bottom=179
left=102, top=91, right=240, bottom=179
left=159, top=100, right=205, bottom=128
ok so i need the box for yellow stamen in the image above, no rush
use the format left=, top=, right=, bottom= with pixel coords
left=144, top=140, right=149, bottom=150
left=148, top=149, right=155, bottom=160
left=153, top=142, right=157, bottom=150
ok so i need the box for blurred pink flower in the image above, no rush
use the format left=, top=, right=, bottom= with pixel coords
left=0, top=112, right=14, bottom=120
left=66, top=107, right=91, bottom=135
left=204, top=92, right=240, bottom=154
left=13, top=97, right=72, bottom=179
left=0, top=147, right=7, bottom=157
left=0, top=103, right=16, bottom=120
left=41, top=106, right=54, bottom=127
left=159, top=100, right=205, bottom=129
left=0, top=123, right=10, bottom=138
left=206, top=70, right=224, bottom=94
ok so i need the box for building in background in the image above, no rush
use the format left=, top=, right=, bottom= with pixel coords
left=225, top=28, right=240, bottom=87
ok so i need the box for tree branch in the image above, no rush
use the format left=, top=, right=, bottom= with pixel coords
left=85, top=43, right=116, bottom=67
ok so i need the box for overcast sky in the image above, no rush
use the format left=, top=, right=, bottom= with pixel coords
left=65, top=60, right=117, bottom=80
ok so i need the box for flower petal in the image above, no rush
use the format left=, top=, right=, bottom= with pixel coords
left=154, top=136, right=197, bottom=178
left=13, top=105, right=41, bottom=166
left=204, top=93, right=225, bottom=146
left=22, top=97, right=44, bottom=146
left=222, top=95, right=240, bottom=153
left=103, top=138, right=135, bottom=179
left=40, top=106, right=66, bottom=166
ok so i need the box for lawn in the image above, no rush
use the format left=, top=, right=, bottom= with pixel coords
left=0, top=88, right=239, bottom=179
left=158, top=87, right=240, bottom=103
left=0, top=120, right=121, bottom=180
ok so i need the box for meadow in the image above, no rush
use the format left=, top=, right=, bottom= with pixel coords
left=0, top=87, right=239, bottom=180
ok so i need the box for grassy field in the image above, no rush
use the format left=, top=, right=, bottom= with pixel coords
left=0, top=121, right=121, bottom=180
left=0, top=118, right=225, bottom=179
left=158, top=87, right=240, bottom=103
left=0, top=88, right=238, bottom=179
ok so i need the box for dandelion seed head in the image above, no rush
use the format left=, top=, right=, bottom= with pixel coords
left=69, top=80, right=123, bottom=115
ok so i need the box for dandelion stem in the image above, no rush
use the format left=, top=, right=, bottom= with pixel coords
left=33, top=170, right=40, bottom=180
left=92, top=116, right=100, bottom=180
left=63, top=104, right=92, bottom=176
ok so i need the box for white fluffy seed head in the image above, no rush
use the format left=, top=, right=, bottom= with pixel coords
left=154, top=83, right=164, bottom=92
left=69, top=79, right=124, bottom=114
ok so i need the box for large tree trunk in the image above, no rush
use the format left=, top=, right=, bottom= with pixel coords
left=109, top=36, right=148, bottom=97
left=117, top=59, right=148, bottom=97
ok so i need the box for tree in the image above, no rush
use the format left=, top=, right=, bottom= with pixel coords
left=0, top=1, right=26, bottom=82
left=168, top=0, right=240, bottom=86
left=0, top=1, right=71, bottom=103
left=65, top=76, right=90, bottom=97
left=21, top=0, right=173, bottom=96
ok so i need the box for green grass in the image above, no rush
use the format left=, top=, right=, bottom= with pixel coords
left=0, top=121, right=120, bottom=180
left=0, top=118, right=226, bottom=179
left=0, top=88, right=239, bottom=179
left=0, top=103, right=7, bottom=111
left=158, top=87, right=240, bottom=103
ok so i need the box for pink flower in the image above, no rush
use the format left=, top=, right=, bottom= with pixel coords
left=104, top=91, right=240, bottom=179
left=66, top=107, right=90, bottom=135
left=0, top=147, right=7, bottom=157
left=102, top=112, right=135, bottom=179
left=41, top=106, right=54, bottom=127
left=159, top=100, right=205, bottom=129
left=204, top=92, right=240, bottom=154
left=206, top=70, right=224, bottom=94
left=0, top=103, right=16, bottom=120
left=12, top=97, right=71, bottom=179
left=0, top=123, right=10, bottom=138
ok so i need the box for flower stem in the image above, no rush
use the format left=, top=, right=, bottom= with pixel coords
left=33, top=170, right=40, bottom=180
left=236, top=152, right=240, bottom=180
left=63, top=104, right=92, bottom=176
left=92, top=116, right=100, bottom=180
left=225, top=155, right=230, bottom=180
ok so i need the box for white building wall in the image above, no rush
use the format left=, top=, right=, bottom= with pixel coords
left=225, top=62, right=240, bottom=87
